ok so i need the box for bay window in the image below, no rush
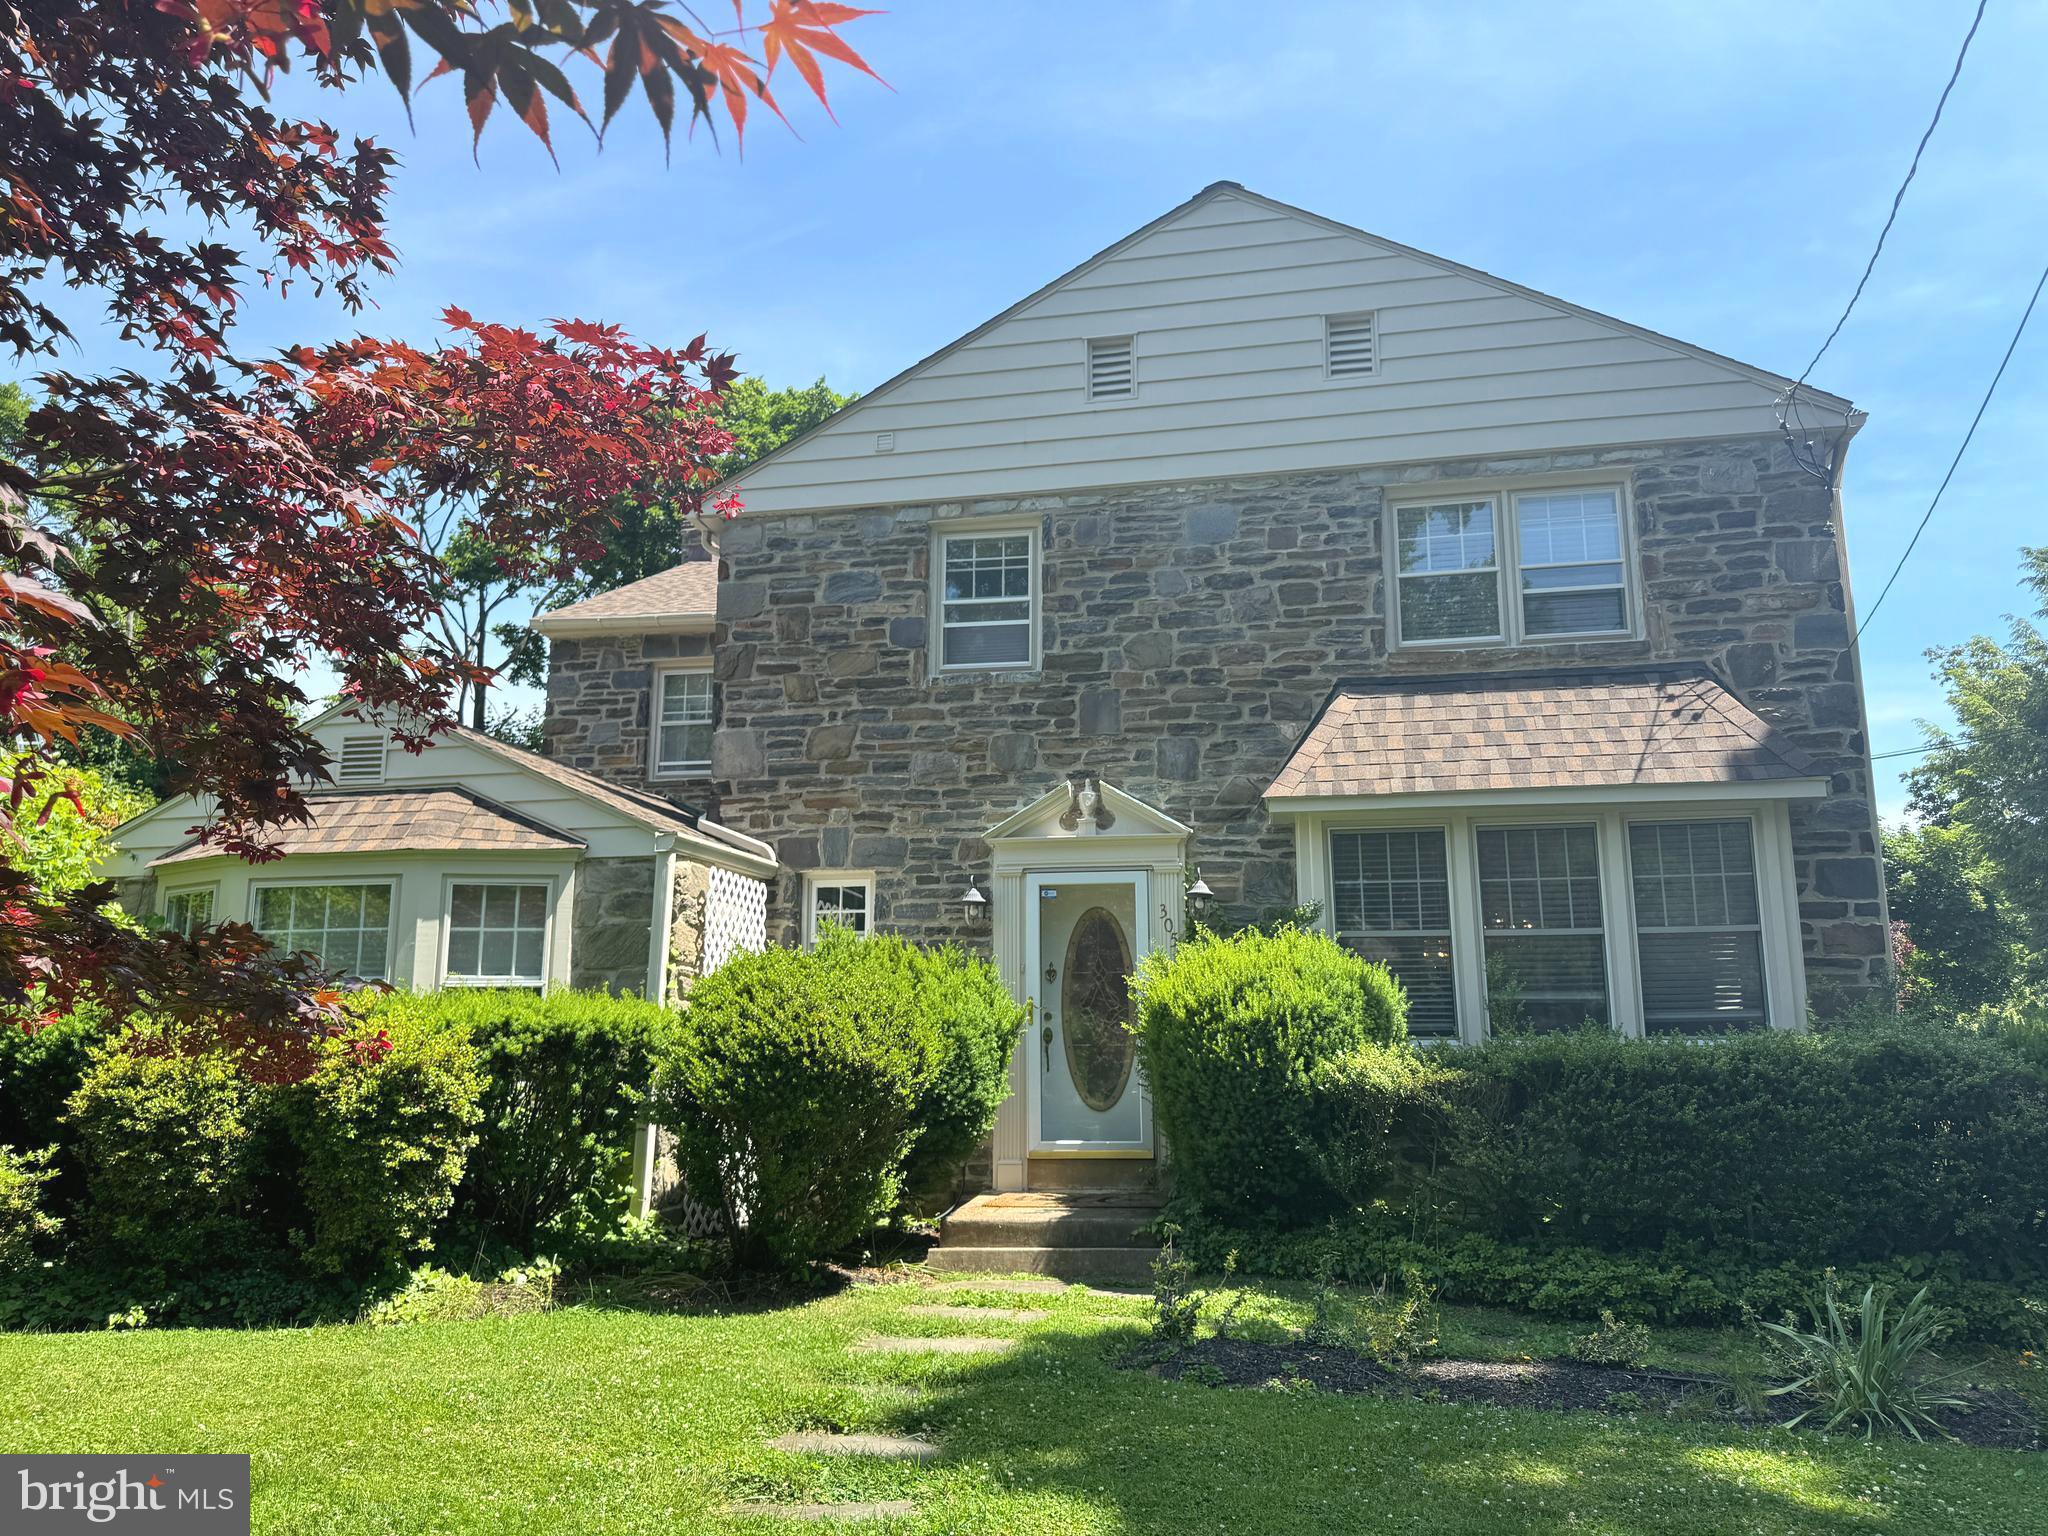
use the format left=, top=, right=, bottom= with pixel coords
left=1477, top=824, right=1609, bottom=1032
left=1627, top=819, right=1768, bottom=1033
left=255, top=882, right=393, bottom=983
left=1329, top=827, right=1458, bottom=1037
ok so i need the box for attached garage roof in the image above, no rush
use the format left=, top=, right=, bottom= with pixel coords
left=1266, top=669, right=1821, bottom=801
left=150, top=787, right=583, bottom=866
left=530, top=560, right=716, bottom=637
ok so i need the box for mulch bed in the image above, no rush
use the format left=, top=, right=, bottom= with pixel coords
left=1144, top=1336, right=2041, bottom=1451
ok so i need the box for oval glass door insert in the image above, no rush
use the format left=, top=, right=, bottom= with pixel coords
left=1061, top=906, right=1136, bottom=1112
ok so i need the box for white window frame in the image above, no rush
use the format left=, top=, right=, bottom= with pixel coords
left=649, top=660, right=714, bottom=779
left=802, top=871, right=876, bottom=946
left=1326, top=823, right=1460, bottom=1040
left=159, top=883, right=218, bottom=937
left=1619, top=813, right=1772, bottom=1037
left=1290, top=798, right=1805, bottom=1043
left=439, top=876, right=558, bottom=989
left=1472, top=818, right=1613, bottom=1034
left=248, top=877, right=399, bottom=984
left=1387, top=474, right=1640, bottom=651
left=930, top=517, right=1042, bottom=675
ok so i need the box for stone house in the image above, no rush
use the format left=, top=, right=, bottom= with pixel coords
left=540, top=182, right=1889, bottom=1193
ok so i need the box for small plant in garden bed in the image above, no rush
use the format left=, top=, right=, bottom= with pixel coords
left=1759, top=1274, right=1969, bottom=1441
left=1570, top=1310, right=1652, bottom=1369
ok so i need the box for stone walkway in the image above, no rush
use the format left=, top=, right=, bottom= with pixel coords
left=741, top=1279, right=1065, bottom=1524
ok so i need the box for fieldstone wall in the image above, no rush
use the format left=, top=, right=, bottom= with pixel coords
left=542, top=630, right=718, bottom=813
left=568, top=855, right=657, bottom=995
left=706, top=433, right=1890, bottom=1007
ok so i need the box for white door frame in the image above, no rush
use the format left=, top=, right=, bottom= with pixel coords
left=1024, top=867, right=1152, bottom=1154
left=983, top=778, right=1192, bottom=1191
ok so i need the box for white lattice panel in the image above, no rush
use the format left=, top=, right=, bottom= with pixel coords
left=703, top=865, right=767, bottom=975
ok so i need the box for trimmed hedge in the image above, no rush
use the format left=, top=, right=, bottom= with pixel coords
left=657, top=929, right=950, bottom=1273
left=364, top=988, right=676, bottom=1259
left=1132, top=924, right=1406, bottom=1222
left=897, top=942, right=1028, bottom=1206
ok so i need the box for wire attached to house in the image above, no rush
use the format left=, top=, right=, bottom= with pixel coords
left=1778, top=0, right=1990, bottom=483
left=1852, top=255, right=2048, bottom=645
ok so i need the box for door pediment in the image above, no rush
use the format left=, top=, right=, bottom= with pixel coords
left=984, top=776, right=1193, bottom=848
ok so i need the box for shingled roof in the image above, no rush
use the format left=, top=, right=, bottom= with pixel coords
left=151, top=787, right=583, bottom=866
left=1266, top=669, right=1822, bottom=801
left=529, top=560, right=716, bottom=636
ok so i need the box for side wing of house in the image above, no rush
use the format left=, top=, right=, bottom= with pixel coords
left=102, top=710, right=777, bottom=1000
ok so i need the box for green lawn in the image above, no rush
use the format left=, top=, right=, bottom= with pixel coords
left=1, top=1275, right=2038, bottom=1534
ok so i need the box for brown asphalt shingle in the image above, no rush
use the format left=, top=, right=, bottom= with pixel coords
left=150, top=787, right=583, bottom=865
left=1265, top=669, right=1820, bottom=799
left=532, top=560, right=715, bottom=628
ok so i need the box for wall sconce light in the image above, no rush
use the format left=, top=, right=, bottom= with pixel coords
left=1187, top=876, right=1215, bottom=905
left=961, top=883, right=988, bottom=922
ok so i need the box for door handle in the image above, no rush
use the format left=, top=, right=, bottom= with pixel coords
left=1041, top=1022, right=1052, bottom=1071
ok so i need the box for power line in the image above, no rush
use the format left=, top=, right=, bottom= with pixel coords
left=1778, top=0, right=1988, bottom=482
left=1870, top=744, right=1936, bottom=762
left=1853, top=255, right=2048, bottom=644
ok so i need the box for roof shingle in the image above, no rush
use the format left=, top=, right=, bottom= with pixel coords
left=1266, top=669, right=1820, bottom=800
left=150, top=787, right=582, bottom=865
left=531, top=560, right=715, bottom=632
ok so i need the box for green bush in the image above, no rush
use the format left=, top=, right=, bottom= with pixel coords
left=1132, top=925, right=1405, bottom=1221
left=898, top=942, right=1026, bottom=1206
left=0, top=1004, right=110, bottom=1214
left=1421, top=1029, right=2048, bottom=1276
left=656, top=929, right=946, bottom=1272
left=65, top=1028, right=269, bottom=1272
left=1301, top=1044, right=1443, bottom=1211
left=283, top=1013, right=481, bottom=1278
left=0, top=1145, right=60, bottom=1279
left=364, top=988, right=674, bottom=1258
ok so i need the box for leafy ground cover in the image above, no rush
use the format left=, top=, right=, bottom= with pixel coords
left=1, top=1276, right=2041, bottom=1534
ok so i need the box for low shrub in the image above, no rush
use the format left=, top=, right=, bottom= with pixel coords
left=0, top=1003, right=111, bottom=1214
left=897, top=943, right=1027, bottom=1206
left=364, top=988, right=674, bottom=1260
left=656, top=929, right=946, bottom=1273
left=1301, top=1044, right=1443, bottom=1211
left=1570, top=1309, right=1651, bottom=1369
left=1133, top=924, right=1405, bottom=1222
left=0, top=1145, right=60, bottom=1279
left=283, top=1013, right=481, bottom=1279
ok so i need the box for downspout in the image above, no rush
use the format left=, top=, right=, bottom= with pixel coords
left=629, top=835, right=680, bottom=1220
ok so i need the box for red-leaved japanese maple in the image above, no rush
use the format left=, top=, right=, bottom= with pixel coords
left=0, top=0, right=877, bottom=1025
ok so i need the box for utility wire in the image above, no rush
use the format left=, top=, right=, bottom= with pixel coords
left=1853, top=256, right=2048, bottom=644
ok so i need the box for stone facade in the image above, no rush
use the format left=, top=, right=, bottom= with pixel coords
left=542, top=629, right=718, bottom=812
left=683, top=432, right=1889, bottom=1007
left=568, top=854, right=657, bottom=995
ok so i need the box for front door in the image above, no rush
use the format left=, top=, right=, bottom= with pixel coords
left=1026, top=870, right=1149, bottom=1150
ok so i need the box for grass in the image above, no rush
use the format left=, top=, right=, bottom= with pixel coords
left=0, top=1273, right=2039, bottom=1534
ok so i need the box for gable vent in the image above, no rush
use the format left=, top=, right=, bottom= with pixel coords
left=1325, top=312, right=1378, bottom=378
left=334, top=733, right=386, bottom=785
left=874, top=431, right=896, bottom=454
left=1086, top=336, right=1135, bottom=401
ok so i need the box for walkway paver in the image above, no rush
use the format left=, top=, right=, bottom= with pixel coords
left=769, top=1430, right=940, bottom=1463
left=855, top=1334, right=1014, bottom=1355
left=731, top=1500, right=919, bottom=1523
left=940, top=1277, right=1066, bottom=1294
left=904, top=1304, right=1046, bottom=1324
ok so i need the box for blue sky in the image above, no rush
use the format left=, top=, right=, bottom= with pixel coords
left=50, top=1, right=2048, bottom=818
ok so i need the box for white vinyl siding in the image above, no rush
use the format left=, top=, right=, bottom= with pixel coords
left=937, top=530, right=1036, bottom=670
left=255, top=882, right=393, bottom=982
left=445, top=882, right=549, bottom=987
left=723, top=191, right=1853, bottom=513
left=1329, top=828, right=1458, bottom=1038
left=804, top=873, right=875, bottom=945
left=652, top=666, right=713, bottom=777
left=1477, top=824, right=1609, bottom=1032
left=1086, top=335, right=1135, bottom=400
left=1628, top=820, right=1768, bottom=1034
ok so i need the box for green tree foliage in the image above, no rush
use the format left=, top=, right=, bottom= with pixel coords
left=0, top=751, right=151, bottom=896
left=1883, top=822, right=2023, bottom=1012
left=1909, top=546, right=2048, bottom=961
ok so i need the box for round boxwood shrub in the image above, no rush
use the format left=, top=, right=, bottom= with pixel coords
left=657, top=929, right=947, bottom=1273
left=898, top=942, right=1027, bottom=1208
left=1132, top=924, right=1406, bottom=1221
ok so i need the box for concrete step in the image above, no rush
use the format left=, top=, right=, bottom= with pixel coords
left=939, top=1192, right=1162, bottom=1251
left=768, top=1431, right=939, bottom=1463
left=924, top=1244, right=1160, bottom=1285
left=1025, top=1155, right=1159, bottom=1192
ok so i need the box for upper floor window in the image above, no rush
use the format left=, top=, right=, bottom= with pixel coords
left=1389, top=484, right=1633, bottom=648
left=652, top=664, right=713, bottom=777
left=1086, top=336, right=1134, bottom=401
left=937, top=530, right=1037, bottom=671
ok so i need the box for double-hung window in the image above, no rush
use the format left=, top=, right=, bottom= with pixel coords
left=1390, top=484, right=1632, bottom=647
left=804, top=873, right=875, bottom=945
left=1627, top=819, right=1768, bottom=1033
left=161, top=887, right=214, bottom=937
left=937, top=530, right=1036, bottom=670
left=1329, top=828, right=1458, bottom=1037
left=1477, top=825, right=1610, bottom=1033
left=652, top=665, right=713, bottom=777
left=255, top=882, right=393, bottom=983
left=446, top=882, right=549, bottom=987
